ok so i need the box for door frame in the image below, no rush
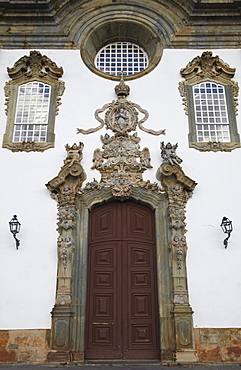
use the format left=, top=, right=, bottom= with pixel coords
left=47, top=162, right=197, bottom=363
left=71, top=187, right=175, bottom=361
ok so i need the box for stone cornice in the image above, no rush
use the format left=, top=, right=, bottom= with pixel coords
left=0, top=1, right=240, bottom=48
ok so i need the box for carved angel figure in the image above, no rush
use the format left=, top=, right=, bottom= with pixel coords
left=140, top=147, right=152, bottom=169
left=91, top=148, right=104, bottom=169
left=160, top=142, right=182, bottom=166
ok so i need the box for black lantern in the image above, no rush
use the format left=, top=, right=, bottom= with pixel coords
left=220, top=216, right=233, bottom=248
left=9, top=215, right=21, bottom=249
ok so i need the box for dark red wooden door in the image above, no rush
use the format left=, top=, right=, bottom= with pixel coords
left=85, top=201, right=160, bottom=359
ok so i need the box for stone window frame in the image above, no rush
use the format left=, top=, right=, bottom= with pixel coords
left=2, top=50, right=65, bottom=152
left=179, top=51, right=240, bottom=152
left=80, top=20, right=163, bottom=81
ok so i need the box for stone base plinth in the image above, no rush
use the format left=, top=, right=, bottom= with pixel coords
left=175, top=349, right=198, bottom=363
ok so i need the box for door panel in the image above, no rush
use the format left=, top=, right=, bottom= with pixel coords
left=85, top=201, right=160, bottom=360
left=89, top=203, right=121, bottom=243
left=86, top=241, right=122, bottom=358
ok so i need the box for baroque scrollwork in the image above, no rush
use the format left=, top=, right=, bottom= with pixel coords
left=1, top=141, right=55, bottom=152
left=180, top=51, right=236, bottom=83
left=78, top=76, right=164, bottom=199
left=190, top=141, right=240, bottom=152
left=46, top=142, right=86, bottom=205
left=77, top=74, right=165, bottom=137
left=7, top=50, right=63, bottom=81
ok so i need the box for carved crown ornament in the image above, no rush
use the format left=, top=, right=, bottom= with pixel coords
left=77, top=75, right=166, bottom=199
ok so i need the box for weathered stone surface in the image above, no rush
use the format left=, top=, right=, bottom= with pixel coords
left=0, top=330, right=49, bottom=363
left=1, top=328, right=241, bottom=363
left=194, top=328, right=241, bottom=362
left=0, top=1, right=240, bottom=49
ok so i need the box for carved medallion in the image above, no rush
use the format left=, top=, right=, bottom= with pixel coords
left=77, top=75, right=165, bottom=199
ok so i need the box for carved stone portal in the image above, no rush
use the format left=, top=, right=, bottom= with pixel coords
left=46, top=81, right=197, bottom=362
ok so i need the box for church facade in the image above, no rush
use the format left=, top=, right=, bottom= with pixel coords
left=0, top=0, right=241, bottom=364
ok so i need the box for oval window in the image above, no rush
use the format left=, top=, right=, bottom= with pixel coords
left=95, top=42, right=149, bottom=77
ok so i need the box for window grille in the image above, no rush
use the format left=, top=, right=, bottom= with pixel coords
left=13, top=81, right=51, bottom=142
left=193, top=82, right=230, bottom=142
left=95, top=42, right=148, bottom=76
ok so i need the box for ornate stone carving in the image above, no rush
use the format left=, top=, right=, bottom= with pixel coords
left=7, top=50, right=63, bottom=81
left=57, top=236, right=75, bottom=270
left=46, top=143, right=86, bottom=313
left=2, top=141, right=55, bottom=152
left=190, top=141, right=240, bottom=152
left=46, top=143, right=86, bottom=206
left=77, top=75, right=165, bottom=137
left=173, top=290, right=189, bottom=305
left=179, top=57, right=239, bottom=112
left=180, top=51, right=236, bottom=84
left=161, top=142, right=182, bottom=166
left=156, top=143, right=196, bottom=359
left=78, top=77, right=164, bottom=199
left=172, top=235, right=187, bottom=270
left=3, top=50, right=65, bottom=152
left=168, top=205, right=186, bottom=230
left=156, top=142, right=197, bottom=306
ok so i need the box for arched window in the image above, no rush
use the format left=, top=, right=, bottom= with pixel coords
left=13, top=82, right=51, bottom=143
left=179, top=52, right=240, bottom=152
left=2, top=51, right=65, bottom=152
left=193, top=82, right=230, bottom=142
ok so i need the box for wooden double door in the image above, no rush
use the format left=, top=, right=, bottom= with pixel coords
left=85, top=201, right=160, bottom=360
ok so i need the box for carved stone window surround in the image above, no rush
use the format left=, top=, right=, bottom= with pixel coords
left=179, top=51, right=240, bottom=152
left=2, top=50, right=65, bottom=152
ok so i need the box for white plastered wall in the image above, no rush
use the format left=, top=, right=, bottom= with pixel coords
left=0, top=49, right=240, bottom=329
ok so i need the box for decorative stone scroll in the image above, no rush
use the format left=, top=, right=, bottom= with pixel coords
left=78, top=75, right=165, bottom=199
left=156, top=142, right=198, bottom=360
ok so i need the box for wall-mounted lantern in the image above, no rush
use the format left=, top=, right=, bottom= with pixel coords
left=9, top=215, right=21, bottom=249
left=220, top=216, right=233, bottom=249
